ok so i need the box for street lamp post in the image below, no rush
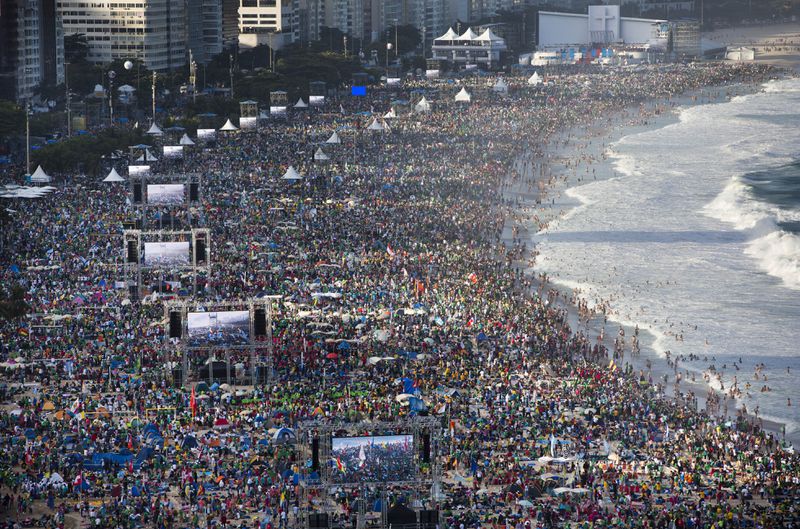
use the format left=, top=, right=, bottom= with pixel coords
left=151, top=71, right=157, bottom=125
left=65, top=62, right=71, bottom=137
left=25, top=101, right=31, bottom=176
left=386, top=43, right=393, bottom=75
left=108, top=69, right=116, bottom=127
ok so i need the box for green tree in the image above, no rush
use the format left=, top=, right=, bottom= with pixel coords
left=0, top=101, right=24, bottom=140
left=65, top=33, right=90, bottom=63
left=0, top=284, right=29, bottom=321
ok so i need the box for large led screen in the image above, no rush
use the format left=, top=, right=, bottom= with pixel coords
left=239, top=117, right=257, bottom=130
left=143, top=241, right=190, bottom=266
left=309, top=95, right=325, bottom=106
left=163, top=145, right=184, bottom=159
left=129, top=165, right=150, bottom=177
left=331, top=434, right=414, bottom=483
left=147, top=184, right=184, bottom=205
left=197, top=129, right=216, bottom=140
left=187, top=310, right=250, bottom=347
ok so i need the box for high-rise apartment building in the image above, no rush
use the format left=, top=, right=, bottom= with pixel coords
left=238, top=0, right=299, bottom=48
left=0, top=0, right=64, bottom=102
left=188, top=0, right=238, bottom=64
left=58, top=0, right=187, bottom=71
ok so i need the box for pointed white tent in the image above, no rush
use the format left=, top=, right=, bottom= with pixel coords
left=367, top=118, right=385, bottom=131
left=454, top=87, right=471, bottom=103
left=528, top=72, right=542, bottom=86
left=136, top=148, right=158, bottom=162
left=282, top=166, right=302, bottom=181
left=414, top=96, right=431, bottom=113
left=294, top=98, right=308, bottom=108
left=220, top=119, right=238, bottom=131
left=455, top=28, right=478, bottom=41
left=103, top=167, right=125, bottom=182
left=146, top=123, right=163, bottom=136
left=30, top=165, right=51, bottom=183
left=179, top=133, right=195, bottom=146
left=383, top=108, right=397, bottom=119
left=325, top=131, right=341, bottom=144
left=475, top=28, right=504, bottom=43
left=493, top=78, right=508, bottom=94
left=434, top=27, right=459, bottom=43
left=314, top=148, right=330, bottom=161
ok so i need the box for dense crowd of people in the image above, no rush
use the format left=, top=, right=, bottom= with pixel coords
left=1, top=62, right=798, bottom=529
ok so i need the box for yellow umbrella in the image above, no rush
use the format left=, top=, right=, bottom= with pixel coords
left=42, top=401, right=55, bottom=411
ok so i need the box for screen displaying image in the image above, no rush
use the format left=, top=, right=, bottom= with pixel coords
left=331, top=434, right=414, bottom=484
left=129, top=165, right=150, bottom=177
left=187, top=310, right=250, bottom=347
left=197, top=129, right=216, bottom=140
left=270, top=106, right=287, bottom=116
left=163, top=145, right=184, bottom=159
left=147, top=184, right=184, bottom=205
left=143, top=241, right=190, bottom=266
left=309, top=95, right=325, bottom=106
left=239, top=117, right=257, bottom=130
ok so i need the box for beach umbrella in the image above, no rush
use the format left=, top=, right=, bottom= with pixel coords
left=42, top=401, right=55, bottom=411
left=325, top=352, right=338, bottom=360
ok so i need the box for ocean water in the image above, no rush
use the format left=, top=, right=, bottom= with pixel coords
left=535, top=77, right=800, bottom=439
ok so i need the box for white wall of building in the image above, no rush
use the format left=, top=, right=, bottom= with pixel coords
left=538, top=12, right=587, bottom=47
left=620, top=17, right=660, bottom=44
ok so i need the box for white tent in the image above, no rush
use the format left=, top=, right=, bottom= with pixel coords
left=282, top=166, right=302, bottom=181
left=220, top=119, right=238, bottom=131
left=414, top=96, right=431, bottom=113
left=0, top=185, right=54, bottom=199
left=475, top=28, right=505, bottom=43
left=367, top=118, right=385, bottom=131
left=493, top=78, right=508, bottom=94
left=103, top=167, right=125, bottom=182
left=117, top=84, right=135, bottom=93
left=294, top=98, right=308, bottom=108
left=383, top=108, right=397, bottom=119
left=434, top=27, right=459, bottom=43
left=528, top=72, right=542, bottom=85
left=726, top=47, right=755, bottom=61
left=179, top=133, right=195, bottom=146
left=454, top=87, right=471, bottom=103
left=455, top=28, right=478, bottom=41
left=30, top=165, right=51, bottom=183
left=313, top=148, right=330, bottom=161
left=145, top=123, right=163, bottom=136
left=325, top=131, right=341, bottom=144
left=135, top=148, right=158, bottom=162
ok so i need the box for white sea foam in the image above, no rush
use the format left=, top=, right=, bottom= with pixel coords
left=533, top=77, right=800, bottom=439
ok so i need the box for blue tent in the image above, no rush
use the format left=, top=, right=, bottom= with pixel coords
left=409, top=397, right=427, bottom=413
left=181, top=436, right=198, bottom=449
left=337, top=341, right=351, bottom=351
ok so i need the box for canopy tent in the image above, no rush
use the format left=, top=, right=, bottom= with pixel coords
left=528, top=71, right=542, bottom=85
left=117, top=84, right=135, bottom=93
left=367, top=118, right=386, bottom=131
left=145, top=123, right=163, bottom=136
left=220, top=119, right=238, bottom=131
left=384, top=108, right=397, bottom=119
left=294, top=98, right=308, bottom=108
left=0, top=185, right=55, bottom=199
left=103, top=168, right=125, bottom=182
left=414, top=96, right=431, bottom=113
left=30, top=165, right=51, bottom=183
left=282, top=166, right=302, bottom=181
left=455, top=28, right=478, bottom=41
left=135, top=148, right=158, bottom=162
left=325, top=131, right=341, bottom=144
left=493, top=78, right=508, bottom=93
left=179, top=133, right=195, bottom=146
left=434, top=27, right=459, bottom=43
left=476, top=28, right=505, bottom=43
left=454, top=87, right=471, bottom=103
left=313, top=148, right=330, bottom=161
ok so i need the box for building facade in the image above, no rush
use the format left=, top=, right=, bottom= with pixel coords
left=238, top=0, right=299, bottom=48
left=0, top=0, right=64, bottom=102
left=58, top=0, right=187, bottom=71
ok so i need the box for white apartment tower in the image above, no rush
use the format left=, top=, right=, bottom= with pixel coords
left=58, top=0, right=187, bottom=71
left=238, top=0, right=299, bottom=48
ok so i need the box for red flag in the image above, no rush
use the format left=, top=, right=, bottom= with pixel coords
left=190, top=386, right=197, bottom=418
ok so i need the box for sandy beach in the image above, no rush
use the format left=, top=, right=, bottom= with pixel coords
left=705, top=22, right=800, bottom=69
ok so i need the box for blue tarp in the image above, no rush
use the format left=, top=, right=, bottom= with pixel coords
left=181, top=436, right=198, bottom=449
left=83, top=451, right=134, bottom=470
